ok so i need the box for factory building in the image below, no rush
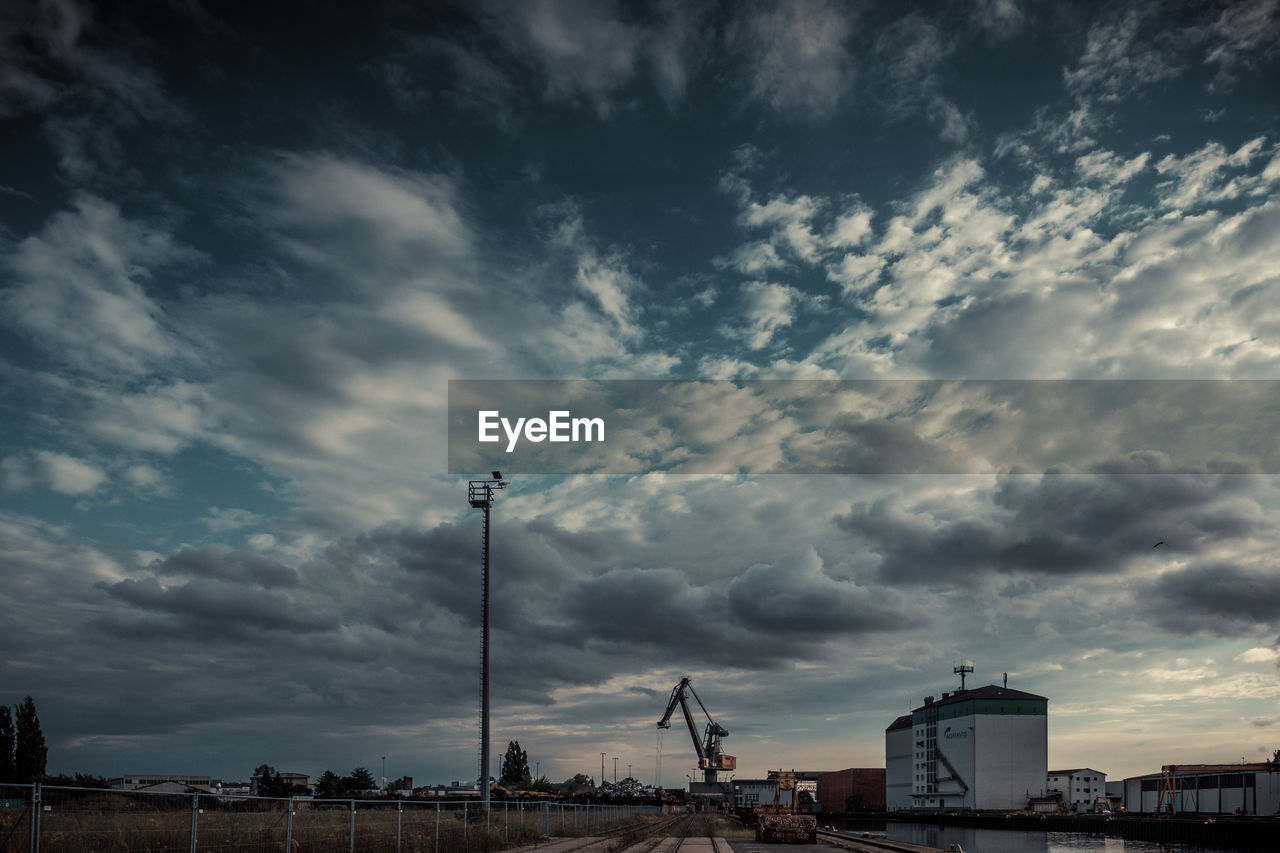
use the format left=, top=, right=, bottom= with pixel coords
left=887, top=684, right=1048, bottom=811
left=1122, top=764, right=1280, bottom=815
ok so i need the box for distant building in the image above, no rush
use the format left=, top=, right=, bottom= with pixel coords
left=132, top=781, right=215, bottom=795
left=1122, top=764, right=1280, bottom=815
left=417, top=781, right=480, bottom=798
left=732, top=772, right=823, bottom=813
left=889, top=684, right=1049, bottom=811
left=816, top=768, right=886, bottom=812
left=1046, top=768, right=1107, bottom=812
left=249, top=772, right=309, bottom=795
left=885, top=715, right=914, bottom=810
left=113, top=775, right=212, bottom=791
left=733, top=778, right=788, bottom=811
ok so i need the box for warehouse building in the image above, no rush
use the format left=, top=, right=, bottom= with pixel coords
left=1122, top=764, right=1280, bottom=815
left=816, top=768, right=885, bottom=812
left=887, top=684, right=1048, bottom=811
left=113, top=774, right=212, bottom=791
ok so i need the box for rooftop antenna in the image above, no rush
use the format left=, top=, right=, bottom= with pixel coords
left=954, top=661, right=974, bottom=690
left=1003, top=672, right=1008, bottom=688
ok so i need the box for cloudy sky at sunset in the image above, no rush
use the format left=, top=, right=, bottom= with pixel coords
left=3, top=0, right=1280, bottom=788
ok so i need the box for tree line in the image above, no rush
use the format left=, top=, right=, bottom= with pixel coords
left=5, top=698, right=624, bottom=797
left=0, top=697, right=47, bottom=784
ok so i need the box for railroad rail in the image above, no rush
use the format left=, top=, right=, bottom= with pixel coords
left=511, top=813, right=695, bottom=853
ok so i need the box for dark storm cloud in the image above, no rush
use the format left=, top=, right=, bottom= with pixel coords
left=156, top=544, right=300, bottom=588
left=98, top=576, right=336, bottom=633
left=1140, top=562, right=1280, bottom=636
left=562, top=566, right=712, bottom=642
left=804, top=411, right=966, bottom=474
left=726, top=548, right=911, bottom=634
left=836, top=457, right=1264, bottom=585
left=0, top=0, right=185, bottom=182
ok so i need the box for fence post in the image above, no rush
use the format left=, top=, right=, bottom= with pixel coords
left=397, top=800, right=402, bottom=853
left=189, top=792, right=199, bottom=853
left=349, top=799, right=356, bottom=853
left=435, top=802, right=440, bottom=852
left=286, top=797, right=294, bottom=852
left=30, top=783, right=41, bottom=853
left=464, top=801, right=468, bottom=840
left=503, top=801, right=508, bottom=838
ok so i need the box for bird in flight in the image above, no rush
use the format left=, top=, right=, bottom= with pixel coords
left=1153, top=541, right=1165, bottom=548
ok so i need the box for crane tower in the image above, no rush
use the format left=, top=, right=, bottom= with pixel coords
left=656, top=676, right=737, bottom=784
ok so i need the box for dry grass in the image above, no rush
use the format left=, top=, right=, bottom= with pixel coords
left=0, top=799, right=647, bottom=853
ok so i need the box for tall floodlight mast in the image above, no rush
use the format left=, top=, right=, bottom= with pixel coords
left=469, top=471, right=508, bottom=812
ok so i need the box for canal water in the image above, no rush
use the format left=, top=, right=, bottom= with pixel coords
left=833, top=820, right=1246, bottom=852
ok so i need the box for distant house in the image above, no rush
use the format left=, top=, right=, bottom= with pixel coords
left=1047, top=768, right=1107, bottom=812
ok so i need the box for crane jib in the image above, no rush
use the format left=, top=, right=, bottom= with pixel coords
left=655, top=677, right=737, bottom=783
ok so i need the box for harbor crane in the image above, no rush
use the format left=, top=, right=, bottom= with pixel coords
left=657, top=676, right=736, bottom=783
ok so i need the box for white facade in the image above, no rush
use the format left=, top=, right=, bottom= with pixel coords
left=1047, top=768, right=1107, bottom=811
left=885, top=715, right=914, bottom=810
left=1122, top=765, right=1280, bottom=815
left=901, top=685, right=1048, bottom=811
left=734, top=779, right=793, bottom=810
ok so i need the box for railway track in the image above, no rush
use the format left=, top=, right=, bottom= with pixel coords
left=514, top=813, right=695, bottom=853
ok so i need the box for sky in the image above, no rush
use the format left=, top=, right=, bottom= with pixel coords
left=2, top=0, right=1280, bottom=790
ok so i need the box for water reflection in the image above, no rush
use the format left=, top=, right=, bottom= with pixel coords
left=830, top=820, right=1243, bottom=853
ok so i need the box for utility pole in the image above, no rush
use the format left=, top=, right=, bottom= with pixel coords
left=600, top=753, right=606, bottom=786
left=613, top=757, right=618, bottom=783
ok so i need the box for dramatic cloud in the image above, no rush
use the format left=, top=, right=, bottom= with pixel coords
left=3, top=0, right=1280, bottom=787
left=2, top=195, right=200, bottom=377
left=1142, top=563, right=1280, bottom=636
left=837, top=462, right=1269, bottom=585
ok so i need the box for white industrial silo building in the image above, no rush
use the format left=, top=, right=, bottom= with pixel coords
left=887, top=684, right=1048, bottom=811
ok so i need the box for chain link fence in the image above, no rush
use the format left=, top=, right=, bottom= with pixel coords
left=0, top=784, right=658, bottom=853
